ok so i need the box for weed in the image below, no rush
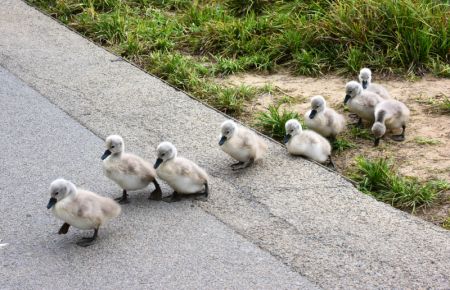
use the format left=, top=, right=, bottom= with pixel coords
left=292, top=49, right=325, bottom=76
left=213, top=56, right=245, bottom=76
left=428, top=57, right=450, bottom=78
left=332, top=138, right=356, bottom=153
left=414, top=136, right=441, bottom=145
left=256, top=105, right=301, bottom=140
left=443, top=216, right=450, bottom=230
left=416, top=94, right=450, bottom=114
left=214, top=85, right=257, bottom=115
left=350, top=157, right=449, bottom=212
left=349, top=126, right=373, bottom=140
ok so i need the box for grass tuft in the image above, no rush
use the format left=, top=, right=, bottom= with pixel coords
left=349, top=126, right=373, bottom=140
left=414, top=136, right=441, bottom=145
left=416, top=94, right=450, bottom=114
left=351, top=157, right=449, bottom=212
left=443, top=216, right=450, bottom=230
left=256, top=105, right=301, bottom=140
left=332, top=138, right=356, bottom=153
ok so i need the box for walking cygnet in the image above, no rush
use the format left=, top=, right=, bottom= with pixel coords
left=46, top=178, right=121, bottom=247
left=305, top=95, right=346, bottom=140
left=219, top=120, right=267, bottom=170
left=101, top=135, right=161, bottom=204
left=154, top=142, right=209, bottom=202
left=284, top=119, right=332, bottom=165
left=372, top=100, right=410, bottom=146
left=344, top=81, right=385, bottom=125
left=359, top=68, right=390, bottom=99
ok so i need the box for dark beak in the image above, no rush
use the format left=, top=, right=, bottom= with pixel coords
left=362, top=80, right=368, bottom=89
left=47, top=197, right=57, bottom=209
left=374, top=138, right=380, bottom=147
left=283, top=134, right=291, bottom=144
left=309, top=109, right=317, bottom=119
left=219, top=136, right=227, bottom=146
left=101, top=149, right=111, bottom=160
left=154, top=158, right=163, bottom=169
left=344, top=95, right=351, bottom=104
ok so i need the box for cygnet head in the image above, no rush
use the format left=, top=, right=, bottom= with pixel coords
left=47, top=178, right=77, bottom=209
left=359, top=68, right=372, bottom=89
left=309, top=95, right=326, bottom=119
left=154, top=141, right=177, bottom=169
left=371, top=122, right=386, bottom=146
left=101, top=135, right=124, bottom=160
left=284, top=119, right=302, bottom=144
left=219, top=120, right=237, bottom=146
left=344, top=81, right=362, bottom=104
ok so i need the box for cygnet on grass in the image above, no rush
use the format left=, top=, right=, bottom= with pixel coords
left=372, top=100, right=410, bottom=146
left=305, top=95, right=346, bottom=140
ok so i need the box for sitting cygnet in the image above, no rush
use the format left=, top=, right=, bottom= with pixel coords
left=219, top=120, right=267, bottom=170
left=372, top=100, right=410, bottom=146
left=359, top=68, right=390, bottom=99
left=46, top=178, right=121, bottom=247
left=101, top=135, right=161, bottom=204
left=305, top=95, right=346, bottom=140
left=344, top=81, right=385, bottom=125
left=284, top=119, right=332, bottom=165
left=154, top=142, right=209, bottom=202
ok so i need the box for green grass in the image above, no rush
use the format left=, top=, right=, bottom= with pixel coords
left=256, top=104, right=301, bottom=140
left=29, top=0, right=450, bottom=77
left=332, top=138, right=356, bottom=153
left=28, top=0, right=450, bottom=117
left=414, top=136, right=441, bottom=145
left=351, top=157, right=450, bottom=212
left=443, top=216, right=450, bottom=230
left=416, top=94, right=450, bottom=114
left=349, top=126, right=373, bottom=140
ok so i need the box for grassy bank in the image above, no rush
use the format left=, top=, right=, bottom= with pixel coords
left=29, top=0, right=450, bottom=116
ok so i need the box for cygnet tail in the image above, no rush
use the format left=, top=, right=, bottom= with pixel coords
left=102, top=198, right=122, bottom=219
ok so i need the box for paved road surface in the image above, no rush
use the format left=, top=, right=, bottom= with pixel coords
left=0, top=1, right=449, bottom=289
left=0, top=67, right=318, bottom=289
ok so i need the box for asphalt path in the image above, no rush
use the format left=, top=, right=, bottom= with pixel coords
left=0, top=1, right=449, bottom=288
left=0, top=67, right=318, bottom=289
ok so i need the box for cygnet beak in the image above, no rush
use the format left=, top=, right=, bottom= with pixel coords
left=154, top=158, right=163, bottom=169
left=309, top=109, right=317, bottom=119
left=344, top=95, right=351, bottom=104
left=283, top=134, right=291, bottom=144
left=47, top=197, right=57, bottom=209
left=362, top=80, right=368, bottom=89
left=219, top=136, right=227, bottom=146
left=101, top=149, right=112, bottom=160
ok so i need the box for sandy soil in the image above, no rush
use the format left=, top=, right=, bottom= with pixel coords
left=218, top=72, right=450, bottom=225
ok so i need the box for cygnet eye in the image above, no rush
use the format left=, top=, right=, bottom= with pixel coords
left=226, top=131, right=230, bottom=134
left=161, top=153, right=165, bottom=156
left=55, top=192, right=59, bottom=196
left=111, top=145, right=115, bottom=148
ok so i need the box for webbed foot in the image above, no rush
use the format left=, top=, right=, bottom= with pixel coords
left=76, top=229, right=98, bottom=247
left=162, top=192, right=181, bottom=203
left=115, top=190, right=129, bottom=204
left=391, top=134, right=405, bottom=142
